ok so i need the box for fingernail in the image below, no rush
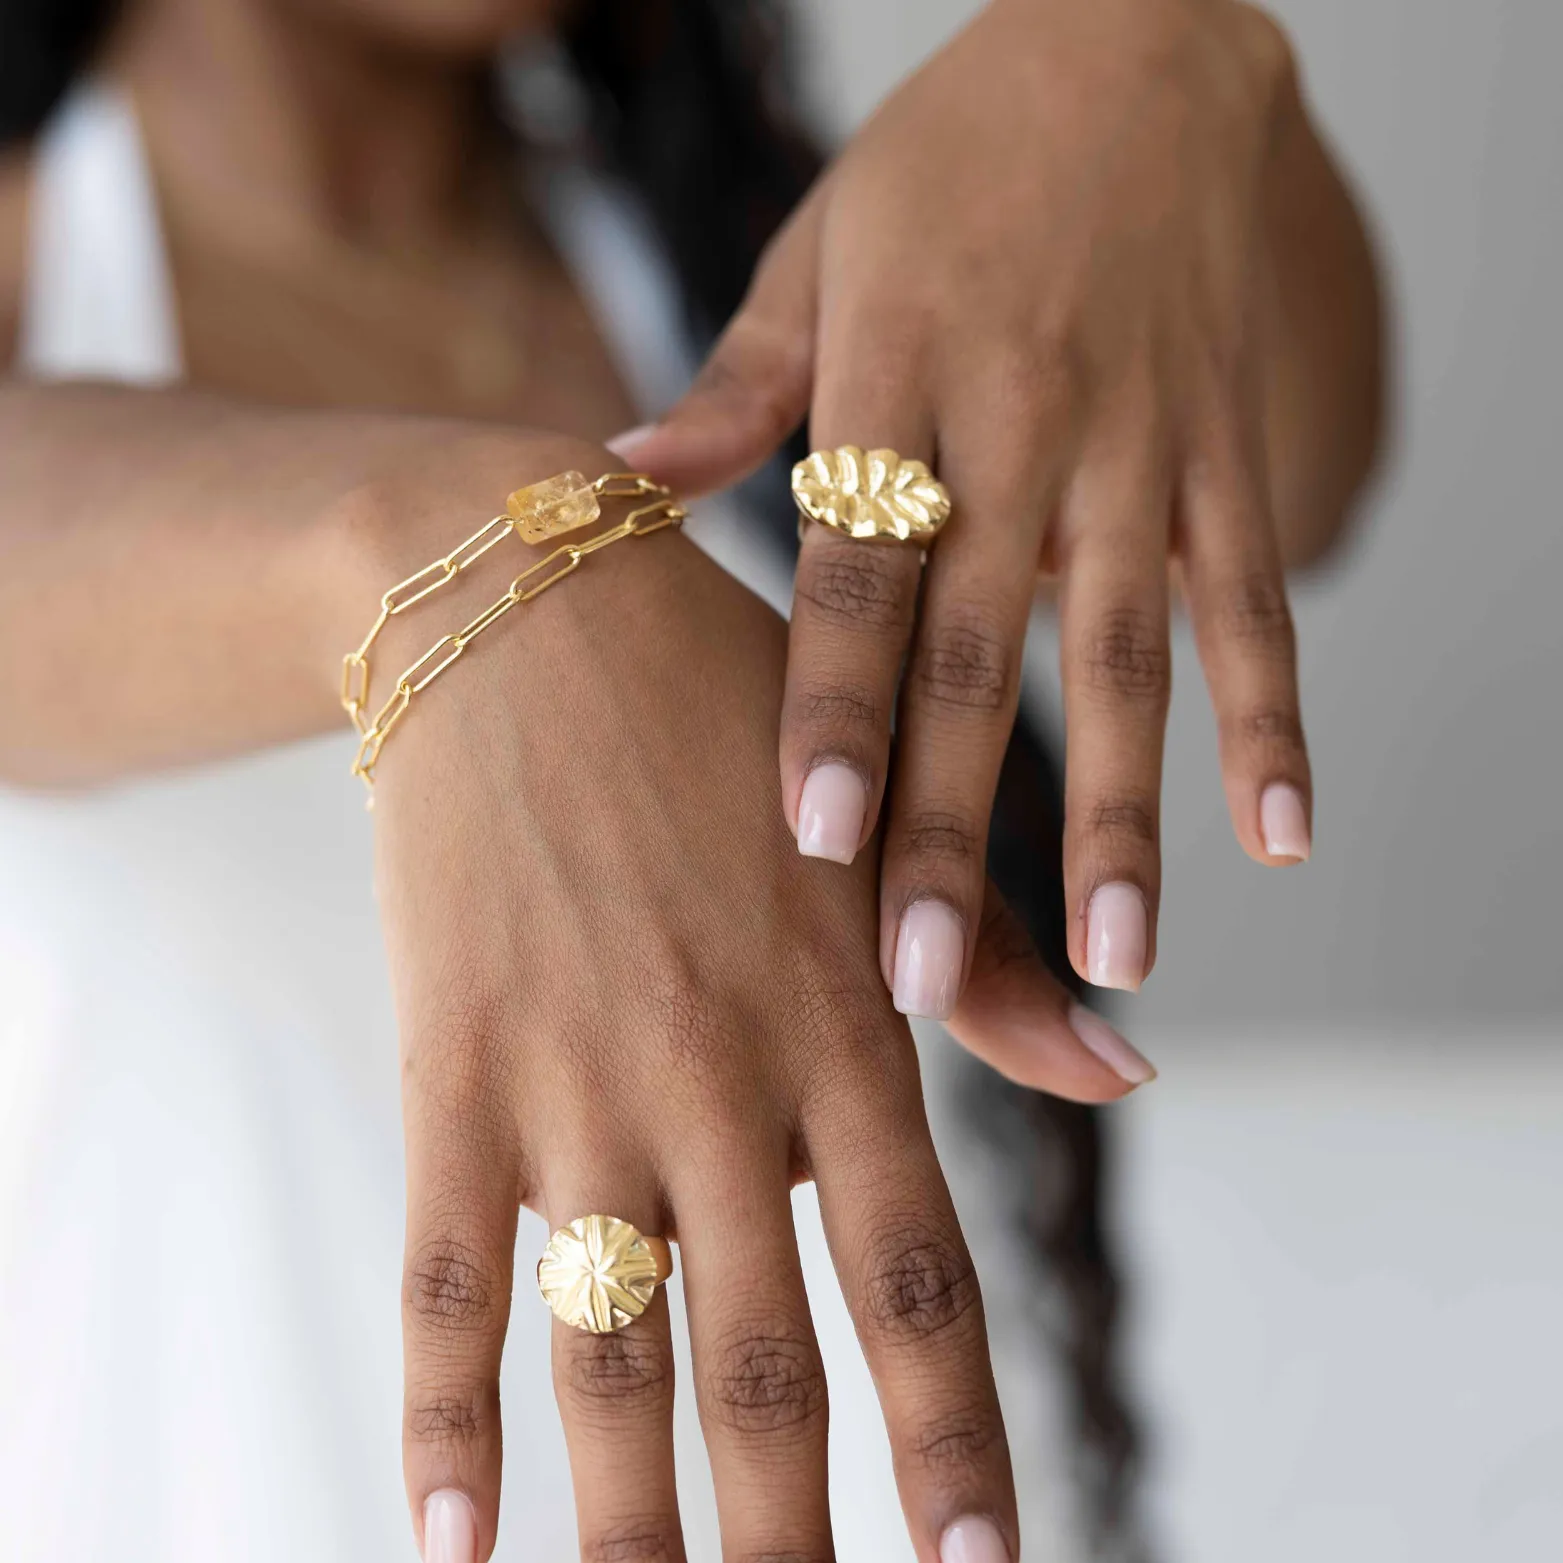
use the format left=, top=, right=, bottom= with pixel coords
left=423, top=1490, right=477, bottom=1563
left=942, top=1515, right=1011, bottom=1563
left=1260, top=782, right=1311, bottom=861
left=1086, top=882, right=1147, bottom=992
left=1069, top=1002, right=1157, bottom=1086
left=606, top=423, right=656, bottom=462
left=796, top=762, right=868, bottom=864
left=893, top=900, right=965, bottom=1021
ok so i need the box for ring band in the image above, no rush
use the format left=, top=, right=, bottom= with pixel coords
left=791, top=445, right=952, bottom=546
left=537, top=1214, right=674, bottom=1334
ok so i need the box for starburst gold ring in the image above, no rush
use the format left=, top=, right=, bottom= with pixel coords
left=792, top=446, right=952, bottom=546
left=537, top=1214, right=675, bottom=1334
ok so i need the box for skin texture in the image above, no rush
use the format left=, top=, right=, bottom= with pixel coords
left=0, top=0, right=1384, bottom=1556
left=620, top=0, right=1386, bottom=1009
left=0, top=406, right=1136, bottom=1563
left=373, top=487, right=1025, bottom=1563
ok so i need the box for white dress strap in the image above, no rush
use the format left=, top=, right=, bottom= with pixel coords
left=16, top=83, right=181, bottom=383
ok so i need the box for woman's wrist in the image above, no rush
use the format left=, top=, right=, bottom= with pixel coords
left=318, top=426, right=595, bottom=685
left=317, top=423, right=698, bottom=775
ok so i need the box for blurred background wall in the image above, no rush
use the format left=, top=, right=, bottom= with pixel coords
left=794, top=0, right=1563, bottom=1029
left=789, top=4, right=1562, bottom=1560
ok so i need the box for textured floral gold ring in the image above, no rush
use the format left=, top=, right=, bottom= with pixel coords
left=791, top=445, right=952, bottom=546
left=537, top=1214, right=675, bottom=1334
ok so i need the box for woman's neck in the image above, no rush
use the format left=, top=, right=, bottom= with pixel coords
left=109, top=0, right=506, bottom=256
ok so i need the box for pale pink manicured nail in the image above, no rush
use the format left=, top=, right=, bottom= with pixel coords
left=942, top=1515, right=1011, bottom=1563
left=1086, top=882, right=1147, bottom=992
left=796, top=762, right=868, bottom=864
left=893, top=900, right=965, bottom=1021
left=605, top=424, right=656, bottom=462
left=1260, top=782, right=1311, bottom=861
left=423, top=1490, right=477, bottom=1563
left=1069, top=1002, right=1157, bottom=1086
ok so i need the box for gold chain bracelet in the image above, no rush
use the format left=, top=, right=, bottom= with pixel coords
left=341, top=471, right=684, bottom=792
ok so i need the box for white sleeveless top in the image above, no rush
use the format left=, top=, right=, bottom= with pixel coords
left=0, top=83, right=1076, bottom=1563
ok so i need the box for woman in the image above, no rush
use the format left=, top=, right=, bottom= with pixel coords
left=0, top=1, right=1384, bottom=1560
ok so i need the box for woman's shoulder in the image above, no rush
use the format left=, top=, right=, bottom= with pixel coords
left=0, top=143, right=30, bottom=363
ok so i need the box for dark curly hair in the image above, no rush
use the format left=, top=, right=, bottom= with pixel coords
left=0, top=0, right=1146, bottom=1548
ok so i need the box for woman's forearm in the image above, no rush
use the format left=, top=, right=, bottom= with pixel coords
left=0, top=382, right=590, bottom=785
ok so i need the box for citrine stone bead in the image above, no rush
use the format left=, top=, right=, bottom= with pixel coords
left=506, top=470, right=601, bottom=544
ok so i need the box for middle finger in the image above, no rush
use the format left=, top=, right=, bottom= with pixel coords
left=878, top=416, right=1056, bottom=1022
left=672, top=1124, right=834, bottom=1560
left=1057, top=419, right=1175, bottom=993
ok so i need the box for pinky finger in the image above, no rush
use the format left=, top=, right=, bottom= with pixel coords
left=1181, top=440, right=1313, bottom=865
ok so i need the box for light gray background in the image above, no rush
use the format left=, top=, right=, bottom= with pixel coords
left=795, top=0, right=1563, bottom=1028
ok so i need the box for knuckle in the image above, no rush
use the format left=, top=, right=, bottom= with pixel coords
left=795, top=678, right=883, bottom=735
left=785, top=965, right=910, bottom=1111
left=894, top=808, right=983, bottom=875
left=1188, top=325, right=1243, bottom=401
left=1085, top=796, right=1160, bottom=850
left=405, top=1386, right=487, bottom=1447
left=1038, top=326, right=1094, bottom=409
left=404, top=966, right=511, bottom=1117
left=978, top=329, right=1089, bottom=434
left=911, top=609, right=1014, bottom=714
left=558, top=1327, right=675, bottom=1419
left=796, top=551, right=914, bottom=634
left=1234, top=1, right=1300, bottom=105
left=642, top=956, right=733, bottom=1086
left=1079, top=608, right=1171, bottom=704
left=844, top=296, right=936, bottom=371
left=1218, top=571, right=1295, bottom=658
left=907, top=1403, right=1007, bottom=1472
left=405, top=1239, right=495, bottom=1333
left=693, top=327, right=806, bottom=436
left=862, top=1221, right=980, bottom=1344
left=1231, top=706, right=1305, bottom=748
left=690, top=347, right=747, bottom=406
left=581, top=1520, right=683, bottom=1563
left=705, top=1319, right=828, bottom=1437
left=729, top=1554, right=833, bottom=1563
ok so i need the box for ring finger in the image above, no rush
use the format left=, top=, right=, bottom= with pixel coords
left=1058, top=420, right=1175, bottom=992
left=672, top=1126, right=833, bottom=1560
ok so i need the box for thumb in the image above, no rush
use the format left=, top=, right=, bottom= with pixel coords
left=946, top=880, right=1158, bottom=1102
left=608, top=184, right=824, bottom=497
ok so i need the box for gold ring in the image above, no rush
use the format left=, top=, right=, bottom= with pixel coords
left=791, top=445, right=952, bottom=546
left=537, top=1214, right=674, bottom=1334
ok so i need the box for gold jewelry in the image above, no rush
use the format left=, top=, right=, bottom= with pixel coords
left=537, top=1214, right=675, bottom=1334
left=792, top=445, right=951, bottom=546
left=341, top=472, right=683, bottom=791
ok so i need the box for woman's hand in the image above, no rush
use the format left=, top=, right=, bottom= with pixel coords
left=0, top=383, right=1149, bottom=1557
left=356, top=436, right=1151, bottom=1562
left=617, top=0, right=1383, bottom=1016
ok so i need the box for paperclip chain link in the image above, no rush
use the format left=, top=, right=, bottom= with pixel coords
left=341, top=474, right=683, bottom=793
